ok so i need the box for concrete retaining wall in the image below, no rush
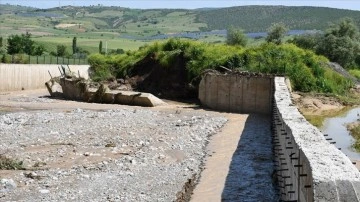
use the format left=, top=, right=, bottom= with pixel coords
left=0, top=64, right=89, bottom=91
left=198, top=73, right=273, bottom=114
left=273, top=77, right=360, bottom=201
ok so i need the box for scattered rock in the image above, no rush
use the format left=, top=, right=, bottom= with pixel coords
left=0, top=179, right=17, bottom=192
left=39, top=189, right=50, bottom=194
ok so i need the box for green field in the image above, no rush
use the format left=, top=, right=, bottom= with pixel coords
left=1, top=4, right=360, bottom=55
left=33, top=36, right=149, bottom=54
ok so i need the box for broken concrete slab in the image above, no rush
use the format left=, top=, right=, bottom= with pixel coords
left=45, top=79, right=63, bottom=97
left=114, top=91, right=166, bottom=107
left=45, top=67, right=166, bottom=107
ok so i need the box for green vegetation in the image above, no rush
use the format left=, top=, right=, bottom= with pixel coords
left=349, top=69, right=360, bottom=79
left=0, top=155, right=25, bottom=170
left=290, top=18, right=360, bottom=69
left=6, top=32, right=44, bottom=55
left=349, top=124, right=360, bottom=152
left=266, top=23, right=288, bottom=45
left=226, top=26, right=247, bottom=46
left=196, top=6, right=360, bottom=32
left=88, top=38, right=353, bottom=94
left=318, top=18, right=360, bottom=68
left=1, top=5, right=360, bottom=55
left=303, top=107, right=352, bottom=127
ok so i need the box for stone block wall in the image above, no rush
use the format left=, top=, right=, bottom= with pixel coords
left=273, top=77, right=360, bottom=201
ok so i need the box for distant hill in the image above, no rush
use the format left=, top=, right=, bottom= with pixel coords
left=196, top=6, right=360, bottom=32
left=1, top=4, right=360, bottom=34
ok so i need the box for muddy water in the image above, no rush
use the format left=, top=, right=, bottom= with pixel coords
left=321, top=107, right=360, bottom=160
left=191, top=114, right=278, bottom=201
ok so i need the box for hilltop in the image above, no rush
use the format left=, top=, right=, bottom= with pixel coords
left=1, top=4, right=360, bottom=53
left=1, top=4, right=360, bottom=35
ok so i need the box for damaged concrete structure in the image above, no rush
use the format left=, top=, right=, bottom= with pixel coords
left=45, top=66, right=166, bottom=107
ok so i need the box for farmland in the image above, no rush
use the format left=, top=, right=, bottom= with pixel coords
left=1, top=4, right=360, bottom=54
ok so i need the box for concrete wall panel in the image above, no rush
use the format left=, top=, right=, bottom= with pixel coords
left=0, top=64, right=89, bottom=91
left=198, top=74, right=273, bottom=114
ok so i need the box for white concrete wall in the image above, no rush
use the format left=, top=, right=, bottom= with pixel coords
left=273, top=77, right=360, bottom=202
left=0, top=64, right=89, bottom=92
left=198, top=73, right=273, bottom=114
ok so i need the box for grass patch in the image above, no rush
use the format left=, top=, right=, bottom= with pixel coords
left=302, top=106, right=352, bottom=128
left=0, top=155, right=25, bottom=170
left=349, top=124, right=360, bottom=152
left=349, top=69, right=360, bottom=80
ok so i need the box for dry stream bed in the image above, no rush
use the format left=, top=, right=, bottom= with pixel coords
left=0, top=90, right=278, bottom=201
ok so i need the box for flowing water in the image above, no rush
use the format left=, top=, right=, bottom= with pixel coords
left=321, top=107, right=360, bottom=160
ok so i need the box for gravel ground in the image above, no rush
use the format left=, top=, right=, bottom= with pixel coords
left=0, top=107, right=226, bottom=201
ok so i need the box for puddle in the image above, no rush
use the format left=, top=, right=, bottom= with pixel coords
left=321, top=107, right=360, bottom=160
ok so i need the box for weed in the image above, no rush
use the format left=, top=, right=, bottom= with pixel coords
left=0, top=155, right=25, bottom=170
left=349, top=125, right=360, bottom=152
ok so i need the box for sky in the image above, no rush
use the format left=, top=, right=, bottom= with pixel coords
left=1, top=0, right=360, bottom=11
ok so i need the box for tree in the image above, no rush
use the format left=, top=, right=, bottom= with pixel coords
left=56, top=45, right=67, bottom=57
left=317, top=18, right=360, bottom=68
left=266, top=23, right=288, bottom=45
left=6, top=32, right=36, bottom=55
left=288, top=33, right=322, bottom=50
left=7, top=34, right=23, bottom=54
left=23, top=32, right=34, bottom=55
left=99, top=41, right=103, bottom=54
left=34, top=45, right=45, bottom=56
left=226, top=26, right=248, bottom=46
left=0, top=37, right=3, bottom=47
left=72, top=37, right=77, bottom=54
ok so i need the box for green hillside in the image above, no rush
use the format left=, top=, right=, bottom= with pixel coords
left=196, top=6, right=360, bottom=32
left=1, top=4, right=360, bottom=36
left=1, top=4, right=360, bottom=54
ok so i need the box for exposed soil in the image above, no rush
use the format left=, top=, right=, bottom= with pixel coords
left=292, top=92, right=344, bottom=115
left=55, top=24, right=80, bottom=28
left=126, top=52, right=195, bottom=99
left=347, top=121, right=360, bottom=131
left=292, top=91, right=360, bottom=170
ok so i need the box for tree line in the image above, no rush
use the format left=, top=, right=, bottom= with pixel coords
left=226, top=18, right=360, bottom=69
left=0, top=33, right=125, bottom=61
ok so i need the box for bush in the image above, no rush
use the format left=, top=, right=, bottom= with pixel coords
left=87, top=38, right=352, bottom=95
left=12, top=54, right=29, bottom=64
left=0, top=155, right=25, bottom=170
left=226, top=26, right=248, bottom=46
left=88, top=53, right=114, bottom=81
left=349, top=69, right=360, bottom=80
left=1, top=54, right=11, bottom=63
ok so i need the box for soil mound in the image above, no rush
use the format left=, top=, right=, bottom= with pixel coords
left=126, top=53, right=196, bottom=99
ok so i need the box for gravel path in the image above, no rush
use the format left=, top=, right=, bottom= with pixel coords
left=0, top=107, right=226, bottom=201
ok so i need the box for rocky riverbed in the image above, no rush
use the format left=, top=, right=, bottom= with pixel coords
left=0, top=107, right=226, bottom=201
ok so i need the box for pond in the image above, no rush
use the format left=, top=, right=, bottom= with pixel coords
left=320, top=107, right=360, bottom=160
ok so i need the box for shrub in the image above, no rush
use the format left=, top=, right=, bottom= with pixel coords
left=349, top=69, right=360, bottom=80
left=87, top=38, right=353, bottom=95
left=0, top=155, right=25, bottom=170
